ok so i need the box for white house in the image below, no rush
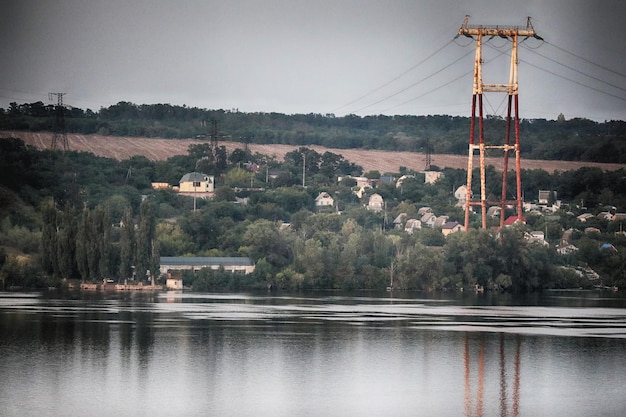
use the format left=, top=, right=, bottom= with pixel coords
left=404, top=218, right=421, bottom=234
left=423, top=171, right=444, bottom=184
left=367, top=193, right=384, bottom=212
left=165, top=271, right=184, bottom=290
left=454, top=185, right=468, bottom=202
left=179, top=172, right=214, bottom=195
left=315, top=191, right=335, bottom=208
left=556, top=242, right=578, bottom=255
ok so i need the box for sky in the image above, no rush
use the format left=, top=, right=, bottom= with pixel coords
left=0, top=0, right=625, bottom=122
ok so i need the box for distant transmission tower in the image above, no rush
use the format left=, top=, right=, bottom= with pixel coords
left=49, top=92, right=68, bottom=151
left=458, top=16, right=541, bottom=231
left=209, top=119, right=229, bottom=149
left=423, top=138, right=433, bottom=171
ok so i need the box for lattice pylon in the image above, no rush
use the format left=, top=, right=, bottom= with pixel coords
left=459, top=17, right=539, bottom=230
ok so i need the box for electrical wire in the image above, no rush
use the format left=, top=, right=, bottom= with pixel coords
left=377, top=69, right=471, bottom=114
left=545, top=41, right=626, bottom=80
left=376, top=44, right=511, bottom=115
left=521, top=44, right=626, bottom=94
left=332, top=38, right=457, bottom=114
left=349, top=48, right=475, bottom=114
left=520, top=58, right=626, bottom=103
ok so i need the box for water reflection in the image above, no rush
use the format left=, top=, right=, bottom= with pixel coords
left=464, top=334, right=521, bottom=417
left=2, top=291, right=626, bottom=417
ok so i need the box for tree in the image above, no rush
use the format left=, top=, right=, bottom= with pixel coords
left=56, top=204, right=78, bottom=279
left=136, top=200, right=158, bottom=283
left=241, top=219, right=290, bottom=268
left=119, top=207, right=135, bottom=281
left=41, top=202, right=59, bottom=277
left=75, top=207, right=90, bottom=281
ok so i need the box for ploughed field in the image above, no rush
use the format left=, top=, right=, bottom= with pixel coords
left=4, top=131, right=625, bottom=173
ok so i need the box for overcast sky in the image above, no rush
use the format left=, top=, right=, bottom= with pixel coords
left=0, top=0, right=624, bottom=121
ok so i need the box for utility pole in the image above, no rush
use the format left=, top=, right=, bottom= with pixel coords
left=458, top=16, right=541, bottom=231
left=302, top=152, right=306, bottom=187
left=49, top=92, right=68, bottom=151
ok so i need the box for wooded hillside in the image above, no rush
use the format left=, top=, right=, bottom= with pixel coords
left=2, top=101, right=625, bottom=166
left=4, top=131, right=625, bottom=174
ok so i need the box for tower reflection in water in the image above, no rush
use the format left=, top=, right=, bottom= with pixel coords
left=464, top=334, right=521, bottom=417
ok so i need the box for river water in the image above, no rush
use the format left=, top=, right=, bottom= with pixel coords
left=1, top=290, right=626, bottom=417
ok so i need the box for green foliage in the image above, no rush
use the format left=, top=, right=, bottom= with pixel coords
left=0, top=219, right=41, bottom=254
left=3, top=112, right=626, bottom=292
left=4, top=103, right=626, bottom=163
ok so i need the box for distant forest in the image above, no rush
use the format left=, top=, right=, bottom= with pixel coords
left=1, top=101, right=625, bottom=163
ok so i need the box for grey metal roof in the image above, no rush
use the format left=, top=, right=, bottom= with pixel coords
left=179, top=172, right=209, bottom=183
left=160, top=256, right=253, bottom=267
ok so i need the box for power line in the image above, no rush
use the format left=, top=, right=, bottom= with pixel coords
left=332, top=38, right=457, bottom=114
left=350, top=48, right=475, bottom=114
left=520, top=58, right=626, bottom=103
left=376, top=44, right=510, bottom=114
left=521, top=44, right=626, bottom=94
left=545, top=41, right=626, bottom=80
left=377, top=69, right=470, bottom=114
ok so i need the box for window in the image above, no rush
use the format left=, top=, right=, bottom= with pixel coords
left=193, top=181, right=201, bottom=187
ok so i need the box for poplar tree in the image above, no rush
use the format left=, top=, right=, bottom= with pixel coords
left=75, top=207, right=90, bottom=281
left=87, top=208, right=101, bottom=280
left=136, top=200, right=158, bottom=282
left=96, top=205, right=112, bottom=279
left=119, top=207, right=135, bottom=282
left=41, top=203, right=59, bottom=277
left=56, top=204, right=78, bottom=279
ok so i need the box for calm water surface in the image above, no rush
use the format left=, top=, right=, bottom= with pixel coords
left=1, top=290, right=626, bottom=417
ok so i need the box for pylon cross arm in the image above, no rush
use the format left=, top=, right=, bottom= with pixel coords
left=458, top=27, right=536, bottom=37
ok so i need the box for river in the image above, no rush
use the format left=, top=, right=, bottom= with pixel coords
left=1, top=290, right=625, bottom=417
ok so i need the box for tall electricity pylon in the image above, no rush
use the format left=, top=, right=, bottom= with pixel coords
left=458, top=16, right=541, bottom=231
left=49, top=92, right=68, bottom=151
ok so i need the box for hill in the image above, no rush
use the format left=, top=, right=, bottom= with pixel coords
left=3, top=130, right=625, bottom=174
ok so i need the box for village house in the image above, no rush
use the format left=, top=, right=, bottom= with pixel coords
left=404, top=218, right=421, bottom=234
left=433, top=215, right=450, bottom=229
left=441, top=221, right=463, bottom=236
left=178, top=172, right=214, bottom=197
left=487, top=206, right=501, bottom=218
left=423, top=171, right=444, bottom=184
left=165, top=271, right=184, bottom=290
left=340, top=176, right=374, bottom=198
left=525, top=231, right=549, bottom=246
left=420, top=212, right=437, bottom=228
left=315, top=191, right=335, bottom=210
left=556, top=242, right=578, bottom=255
left=367, top=193, right=384, bottom=212
left=418, top=207, right=433, bottom=217
left=151, top=182, right=171, bottom=190
left=454, top=185, right=468, bottom=202
left=538, top=190, right=556, bottom=205
left=393, top=213, right=407, bottom=230
left=395, top=175, right=415, bottom=188
left=504, top=215, right=527, bottom=226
